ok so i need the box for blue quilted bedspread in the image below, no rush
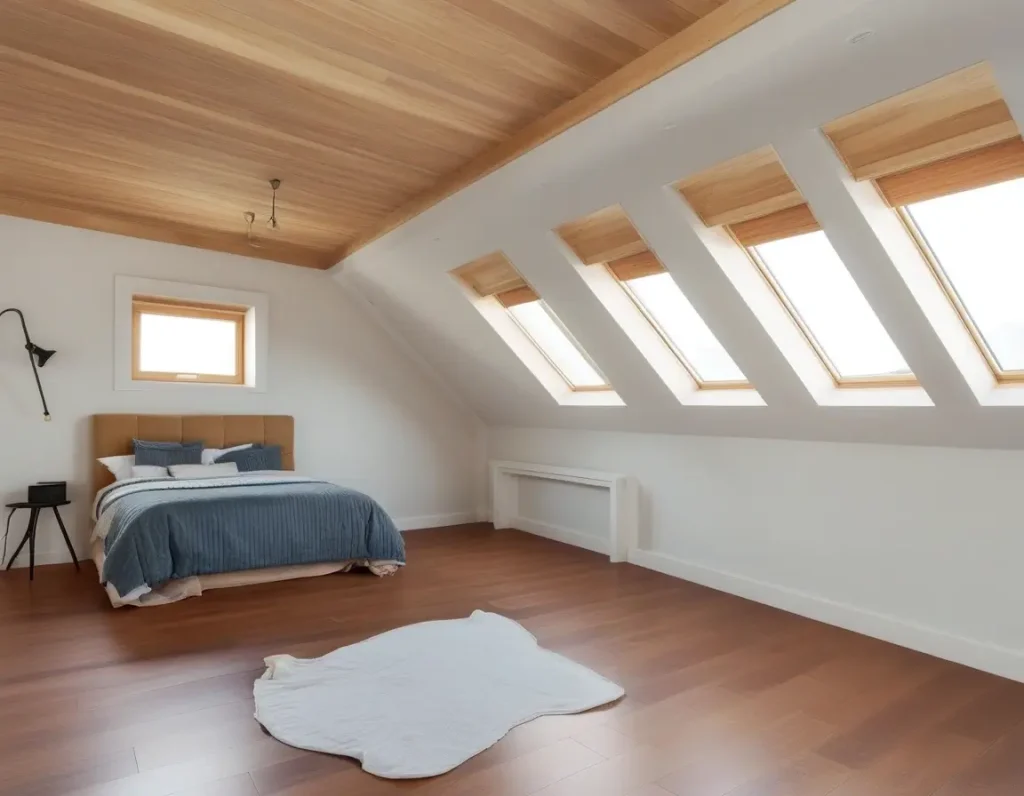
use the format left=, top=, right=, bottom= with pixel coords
left=92, top=475, right=405, bottom=598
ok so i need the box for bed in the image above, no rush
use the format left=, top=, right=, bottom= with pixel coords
left=90, top=414, right=405, bottom=607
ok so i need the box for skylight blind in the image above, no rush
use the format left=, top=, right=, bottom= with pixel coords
left=730, top=203, right=821, bottom=247
left=451, top=251, right=538, bottom=307
left=605, top=251, right=664, bottom=281
left=675, top=146, right=821, bottom=245
left=824, top=63, right=1018, bottom=183
left=676, top=146, right=807, bottom=228
left=556, top=205, right=668, bottom=282
left=824, top=62, right=1024, bottom=207
left=556, top=205, right=649, bottom=265
left=876, top=137, right=1024, bottom=207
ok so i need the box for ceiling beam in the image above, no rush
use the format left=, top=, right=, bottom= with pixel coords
left=327, top=0, right=799, bottom=267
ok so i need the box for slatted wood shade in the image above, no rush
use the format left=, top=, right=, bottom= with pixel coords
left=825, top=62, right=1024, bottom=206
left=877, top=136, right=1024, bottom=207
left=730, top=203, right=821, bottom=247
left=556, top=205, right=667, bottom=281
left=451, top=252, right=538, bottom=307
left=604, top=250, right=666, bottom=281
left=675, top=147, right=821, bottom=245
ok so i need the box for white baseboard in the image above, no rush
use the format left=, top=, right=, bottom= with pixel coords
left=628, top=548, right=1024, bottom=684
left=510, top=517, right=610, bottom=555
left=397, top=512, right=482, bottom=531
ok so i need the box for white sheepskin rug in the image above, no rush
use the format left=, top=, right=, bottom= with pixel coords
left=253, top=610, right=624, bottom=779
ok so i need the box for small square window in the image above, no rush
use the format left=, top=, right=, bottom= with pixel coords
left=506, top=300, right=608, bottom=390
left=902, top=178, right=1024, bottom=380
left=620, top=272, right=747, bottom=386
left=132, top=296, right=246, bottom=384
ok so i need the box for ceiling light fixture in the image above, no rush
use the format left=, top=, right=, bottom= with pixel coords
left=266, top=178, right=281, bottom=232
left=244, top=211, right=262, bottom=248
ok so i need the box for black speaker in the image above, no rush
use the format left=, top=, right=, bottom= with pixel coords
left=28, top=481, right=66, bottom=504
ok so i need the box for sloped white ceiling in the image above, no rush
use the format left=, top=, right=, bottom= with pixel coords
left=336, top=0, right=1024, bottom=450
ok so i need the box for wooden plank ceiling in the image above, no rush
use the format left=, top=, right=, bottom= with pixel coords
left=0, top=0, right=787, bottom=269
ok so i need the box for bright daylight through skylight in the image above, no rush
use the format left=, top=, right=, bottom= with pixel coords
left=138, top=313, right=239, bottom=376
left=753, top=231, right=911, bottom=380
left=624, top=272, right=746, bottom=383
left=507, top=301, right=607, bottom=388
left=906, top=178, right=1024, bottom=373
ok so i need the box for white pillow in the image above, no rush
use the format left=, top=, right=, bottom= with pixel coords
left=201, top=443, right=254, bottom=466
left=168, top=462, right=239, bottom=479
left=131, top=465, right=169, bottom=479
left=98, top=454, right=135, bottom=482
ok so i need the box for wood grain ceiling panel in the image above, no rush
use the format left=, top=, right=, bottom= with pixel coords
left=0, top=0, right=799, bottom=269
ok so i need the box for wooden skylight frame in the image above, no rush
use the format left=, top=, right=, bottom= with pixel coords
left=825, top=62, right=1024, bottom=385
left=676, top=148, right=918, bottom=389
left=451, top=252, right=611, bottom=393
left=556, top=205, right=750, bottom=390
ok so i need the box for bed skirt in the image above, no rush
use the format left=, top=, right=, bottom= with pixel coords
left=91, top=539, right=399, bottom=608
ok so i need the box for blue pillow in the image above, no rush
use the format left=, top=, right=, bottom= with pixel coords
left=214, top=444, right=282, bottom=472
left=134, top=439, right=204, bottom=467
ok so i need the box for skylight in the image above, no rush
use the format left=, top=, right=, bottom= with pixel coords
left=507, top=300, right=608, bottom=389
left=751, top=231, right=913, bottom=382
left=621, top=272, right=746, bottom=384
left=904, top=178, right=1024, bottom=376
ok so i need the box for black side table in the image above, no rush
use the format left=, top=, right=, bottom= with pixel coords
left=4, top=501, right=79, bottom=581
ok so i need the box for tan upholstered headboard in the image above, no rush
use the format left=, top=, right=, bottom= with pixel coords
left=91, top=414, right=294, bottom=497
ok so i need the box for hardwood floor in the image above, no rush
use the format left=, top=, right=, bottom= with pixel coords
left=1, top=525, right=1022, bottom=795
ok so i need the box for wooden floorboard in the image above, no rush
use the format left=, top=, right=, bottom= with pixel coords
left=0, top=524, right=1021, bottom=795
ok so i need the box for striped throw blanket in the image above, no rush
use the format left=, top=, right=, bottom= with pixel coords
left=93, top=474, right=405, bottom=600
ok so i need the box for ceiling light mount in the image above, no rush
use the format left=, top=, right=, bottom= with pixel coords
left=267, top=178, right=281, bottom=232
left=243, top=211, right=262, bottom=248
left=242, top=179, right=282, bottom=246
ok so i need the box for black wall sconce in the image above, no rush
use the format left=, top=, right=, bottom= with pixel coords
left=1, top=308, right=56, bottom=420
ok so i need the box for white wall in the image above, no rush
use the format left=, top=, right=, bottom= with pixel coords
left=489, top=427, right=1024, bottom=681
left=0, top=216, right=484, bottom=567
left=331, top=0, right=1024, bottom=681
left=339, top=0, right=1024, bottom=450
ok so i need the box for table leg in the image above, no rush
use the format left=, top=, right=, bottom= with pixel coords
left=5, top=513, right=31, bottom=571
left=28, top=507, right=39, bottom=581
left=53, top=508, right=80, bottom=571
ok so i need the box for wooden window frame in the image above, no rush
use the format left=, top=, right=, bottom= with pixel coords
left=132, top=295, right=247, bottom=385
left=615, top=268, right=748, bottom=391
left=896, top=204, right=1024, bottom=385
left=737, top=234, right=918, bottom=389
left=506, top=299, right=611, bottom=393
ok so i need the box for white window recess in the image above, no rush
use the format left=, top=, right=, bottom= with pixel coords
left=114, top=275, right=268, bottom=392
